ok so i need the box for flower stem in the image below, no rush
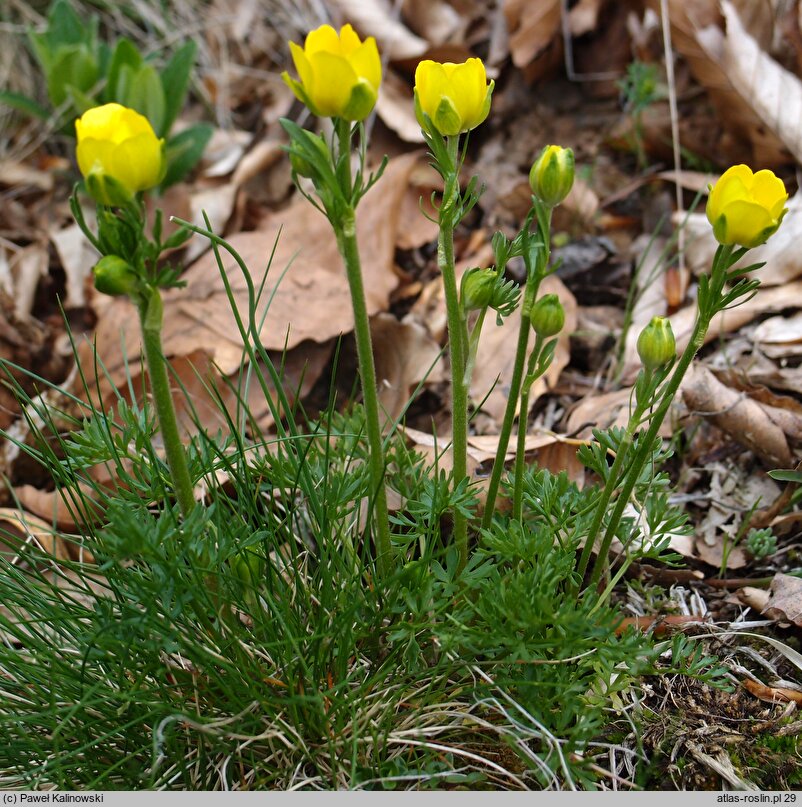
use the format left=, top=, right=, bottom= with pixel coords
left=136, top=288, right=195, bottom=518
left=482, top=208, right=551, bottom=529
left=335, top=214, right=393, bottom=578
left=439, top=137, right=469, bottom=571
left=584, top=245, right=735, bottom=594
left=330, top=119, right=393, bottom=578
left=573, top=381, right=651, bottom=587
left=512, top=334, right=543, bottom=521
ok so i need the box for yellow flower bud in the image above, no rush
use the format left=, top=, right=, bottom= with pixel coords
left=92, top=255, right=140, bottom=297
left=706, top=164, right=787, bottom=249
left=529, top=294, right=565, bottom=338
left=75, top=104, right=165, bottom=205
left=414, top=58, right=494, bottom=137
left=281, top=24, right=381, bottom=121
left=529, top=145, right=574, bottom=208
left=636, top=316, right=676, bottom=370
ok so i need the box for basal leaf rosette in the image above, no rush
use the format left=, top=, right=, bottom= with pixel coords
left=282, top=24, right=381, bottom=121
left=75, top=103, right=165, bottom=206
left=414, top=58, right=494, bottom=137
left=706, top=165, right=787, bottom=249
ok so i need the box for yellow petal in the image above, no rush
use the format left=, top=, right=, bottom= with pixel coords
left=751, top=169, right=787, bottom=217
left=349, top=37, right=381, bottom=91
left=719, top=199, right=774, bottom=248
left=76, top=137, right=114, bottom=178
left=707, top=167, right=750, bottom=225
left=414, top=61, right=449, bottom=121
left=305, top=24, right=341, bottom=56
left=308, top=52, right=356, bottom=116
left=289, top=41, right=314, bottom=93
left=448, top=61, right=483, bottom=126
left=339, top=24, right=362, bottom=55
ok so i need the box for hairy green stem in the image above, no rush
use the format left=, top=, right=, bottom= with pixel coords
left=482, top=208, right=552, bottom=529
left=137, top=288, right=195, bottom=518
left=512, top=334, right=544, bottom=521
left=332, top=119, right=393, bottom=578
left=586, top=244, right=735, bottom=593
left=335, top=215, right=393, bottom=578
left=439, top=138, right=469, bottom=571
left=574, top=374, right=653, bottom=585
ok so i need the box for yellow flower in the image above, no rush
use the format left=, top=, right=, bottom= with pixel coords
left=282, top=24, right=381, bottom=121
left=414, top=58, right=494, bottom=137
left=75, top=103, right=164, bottom=205
left=706, top=165, right=787, bottom=249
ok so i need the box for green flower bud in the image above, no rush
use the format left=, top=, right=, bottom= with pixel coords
left=529, top=293, right=565, bottom=337
left=461, top=267, right=497, bottom=311
left=288, top=131, right=330, bottom=180
left=636, top=316, right=676, bottom=370
left=529, top=145, right=575, bottom=208
left=230, top=548, right=265, bottom=588
left=92, top=255, right=140, bottom=297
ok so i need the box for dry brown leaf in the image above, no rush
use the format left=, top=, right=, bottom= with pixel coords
left=0, top=507, right=71, bottom=564
left=503, top=0, right=561, bottom=68
left=565, top=387, right=633, bottom=436
left=0, top=160, right=54, bottom=192
left=199, top=128, right=253, bottom=178
left=568, top=0, right=603, bottom=36
left=562, top=176, right=600, bottom=223
left=720, top=0, right=802, bottom=165
left=754, top=313, right=802, bottom=359
left=330, top=0, right=428, bottom=59
left=396, top=166, right=440, bottom=249
left=664, top=0, right=788, bottom=166
left=372, top=312, right=445, bottom=423
left=471, top=274, right=577, bottom=423
left=8, top=243, right=47, bottom=318
left=50, top=222, right=97, bottom=310
left=763, top=573, right=802, bottom=627
left=402, top=425, right=481, bottom=476
left=657, top=168, right=718, bottom=193
left=402, top=0, right=462, bottom=44
left=737, top=585, right=770, bottom=613
left=175, top=152, right=417, bottom=353
left=15, top=483, right=103, bottom=535
left=231, top=139, right=284, bottom=187
left=375, top=68, right=425, bottom=144
left=682, top=363, right=793, bottom=467
left=743, top=678, right=802, bottom=706
left=464, top=431, right=561, bottom=463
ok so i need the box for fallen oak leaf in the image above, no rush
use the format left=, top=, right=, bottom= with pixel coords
left=763, top=573, right=802, bottom=627
left=681, top=363, right=794, bottom=468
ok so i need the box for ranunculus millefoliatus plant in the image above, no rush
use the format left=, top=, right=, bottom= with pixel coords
left=706, top=164, right=788, bottom=249
left=75, top=103, right=165, bottom=206
left=414, top=58, right=494, bottom=137
left=70, top=103, right=195, bottom=521
left=281, top=24, right=381, bottom=121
